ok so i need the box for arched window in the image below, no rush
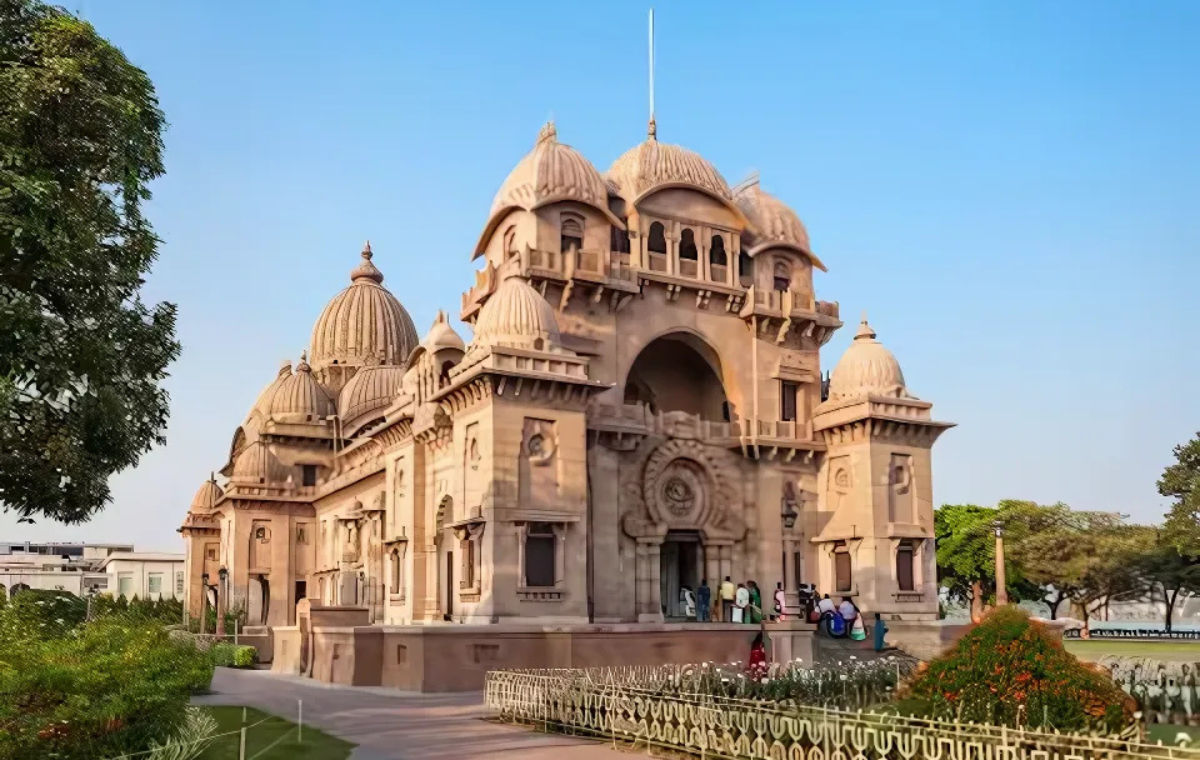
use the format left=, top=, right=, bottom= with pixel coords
left=896, top=542, right=916, bottom=592
left=738, top=252, right=753, bottom=288
left=647, top=221, right=667, bottom=254
left=390, top=549, right=402, bottom=594
left=678, top=229, right=698, bottom=260
left=560, top=217, right=583, bottom=254
left=834, top=543, right=852, bottom=593
left=709, top=235, right=727, bottom=266
left=502, top=226, right=518, bottom=260
left=440, top=361, right=454, bottom=387
left=773, top=261, right=791, bottom=292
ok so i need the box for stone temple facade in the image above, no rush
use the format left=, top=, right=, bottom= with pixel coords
left=180, top=120, right=953, bottom=636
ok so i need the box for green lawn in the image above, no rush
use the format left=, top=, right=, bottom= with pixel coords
left=197, top=706, right=354, bottom=760
left=1148, top=723, right=1200, bottom=745
left=1064, top=639, right=1200, bottom=662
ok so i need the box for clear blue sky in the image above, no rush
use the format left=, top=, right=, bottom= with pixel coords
left=4, top=1, right=1197, bottom=550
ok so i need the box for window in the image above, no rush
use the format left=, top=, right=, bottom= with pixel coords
left=834, top=544, right=852, bottom=593
left=780, top=381, right=798, bottom=422
left=461, top=536, right=475, bottom=589
left=295, top=580, right=307, bottom=602
left=709, top=234, right=727, bottom=266
left=610, top=226, right=630, bottom=254
left=678, top=229, right=697, bottom=260
left=647, top=222, right=666, bottom=254
left=793, top=551, right=803, bottom=590
left=205, top=547, right=217, bottom=561
left=175, top=572, right=184, bottom=595
left=524, top=522, right=556, bottom=587
left=302, top=464, right=317, bottom=487
left=897, top=543, right=916, bottom=592
left=773, top=261, right=791, bottom=292
left=560, top=217, right=583, bottom=254
left=721, top=401, right=731, bottom=422
left=148, top=573, right=163, bottom=594
left=390, top=548, right=402, bottom=594
left=118, top=573, right=133, bottom=597
left=738, top=251, right=753, bottom=288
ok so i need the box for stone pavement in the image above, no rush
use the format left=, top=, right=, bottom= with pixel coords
left=193, top=667, right=631, bottom=760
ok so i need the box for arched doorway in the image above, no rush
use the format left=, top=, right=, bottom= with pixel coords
left=624, top=333, right=729, bottom=421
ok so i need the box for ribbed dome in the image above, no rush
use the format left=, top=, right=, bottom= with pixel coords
left=606, top=122, right=733, bottom=206
left=491, top=122, right=610, bottom=220
left=338, top=364, right=405, bottom=424
left=733, top=177, right=826, bottom=271
left=267, top=352, right=336, bottom=423
left=231, top=441, right=291, bottom=484
left=245, top=361, right=293, bottom=423
left=190, top=479, right=224, bottom=511
left=827, top=316, right=912, bottom=402
left=471, top=274, right=561, bottom=351
left=422, top=310, right=465, bottom=353
left=310, top=242, right=420, bottom=373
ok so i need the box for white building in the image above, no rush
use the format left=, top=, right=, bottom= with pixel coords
left=0, top=542, right=184, bottom=601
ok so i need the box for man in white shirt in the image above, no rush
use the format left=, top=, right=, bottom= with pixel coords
left=817, top=594, right=836, bottom=615
left=838, top=597, right=858, bottom=623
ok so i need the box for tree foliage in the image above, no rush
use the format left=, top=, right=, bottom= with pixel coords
left=0, top=0, right=178, bottom=523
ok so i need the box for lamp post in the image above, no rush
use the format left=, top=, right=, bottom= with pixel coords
left=200, top=573, right=210, bottom=634
left=780, top=494, right=802, bottom=617
left=216, top=567, right=228, bottom=638
left=993, top=521, right=1008, bottom=606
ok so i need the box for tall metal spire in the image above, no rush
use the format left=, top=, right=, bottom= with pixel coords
left=648, top=8, right=657, bottom=140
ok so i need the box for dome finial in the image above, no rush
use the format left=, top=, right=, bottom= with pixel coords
left=297, top=350, right=311, bottom=372
left=537, top=121, right=557, bottom=146
left=855, top=313, right=876, bottom=341
left=647, top=116, right=657, bottom=141
left=350, top=240, right=384, bottom=284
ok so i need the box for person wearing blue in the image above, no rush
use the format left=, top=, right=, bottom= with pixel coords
left=696, top=579, right=712, bottom=622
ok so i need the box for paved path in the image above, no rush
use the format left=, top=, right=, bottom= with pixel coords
left=194, top=668, right=631, bottom=760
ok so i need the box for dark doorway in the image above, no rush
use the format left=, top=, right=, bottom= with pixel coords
left=444, top=551, right=455, bottom=620
left=660, top=531, right=703, bottom=619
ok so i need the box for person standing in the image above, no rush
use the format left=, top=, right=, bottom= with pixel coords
left=696, top=579, right=712, bottom=622
left=734, top=582, right=750, bottom=624
left=719, top=576, right=735, bottom=622
left=773, top=582, right=787, bottom=621
left=747, top=580, right=763, bottom=625
left=680, top=585, right=697, bottom=619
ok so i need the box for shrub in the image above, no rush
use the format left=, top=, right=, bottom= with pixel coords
left=2, top=589, right=86, bottom=637
left=0, top=613, right=215, bottom=760
left=898, top=606, right=1135, bottom=732
left=210, top=643, right=257, bottom=669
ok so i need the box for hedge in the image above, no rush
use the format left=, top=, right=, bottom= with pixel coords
left=210, top=643, right=257, bottom=669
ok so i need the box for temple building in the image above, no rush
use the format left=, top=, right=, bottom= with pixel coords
left=180, top=119, right=953, bottom=640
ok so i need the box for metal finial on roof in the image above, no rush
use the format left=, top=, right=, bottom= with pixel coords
left=648, top=8, right=656, bottom=140
left=297, top=350, right=311, bottom=371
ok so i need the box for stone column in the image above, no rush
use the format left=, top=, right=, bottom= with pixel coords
left=782, top=534, right=801, bottom=615
left=994, top=522, right=1008, bottom=606
left=719, top=544, right=732, bottom=585
left=648, top=541, right=663, bottom=621
left=704, top=544, right=720, bottom=589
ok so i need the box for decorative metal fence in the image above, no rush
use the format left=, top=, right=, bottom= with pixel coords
left=485, top=667, right=1200, bottom=760
left=1065, top=628, right=1200, bottom=640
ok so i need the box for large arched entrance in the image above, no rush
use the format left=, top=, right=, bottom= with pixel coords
left=624, top=332, right=729, bottom=421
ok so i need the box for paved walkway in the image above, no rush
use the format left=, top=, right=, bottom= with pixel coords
left=193, top=668, right=630, bottom=760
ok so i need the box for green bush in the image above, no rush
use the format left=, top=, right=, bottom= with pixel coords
left=898, top=606, right=1135, bottom=732
left=3, top=589, right=86, bottom=637
left=0, top=611, right=215, bottom=760
left=210, top=643, right=257, bottom=669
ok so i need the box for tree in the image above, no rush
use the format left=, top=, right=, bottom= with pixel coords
left=1153, top=433, right=1200, bottom=629
left=935, top=504, right=997, bottom=622
left=1131, top=533, right=1200, bottom=631
left=0, top=0, right=178, bottom=523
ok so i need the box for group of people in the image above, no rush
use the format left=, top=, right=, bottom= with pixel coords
left=679, top=577, right=792, bottom=624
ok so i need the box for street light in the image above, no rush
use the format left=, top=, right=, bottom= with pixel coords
left=200, top=573, right=210, bottom=635
left=779, top=488, right=801, bottom=616
left=216, top=567, right=228, bottom=639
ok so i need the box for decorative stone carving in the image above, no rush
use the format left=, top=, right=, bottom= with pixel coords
left=623, top=439, right=745, bottom=541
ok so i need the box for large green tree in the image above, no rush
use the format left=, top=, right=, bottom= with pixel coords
left=0, top=0, right=177, bottom=523
left=1153, top=433, right=1200, bottom=627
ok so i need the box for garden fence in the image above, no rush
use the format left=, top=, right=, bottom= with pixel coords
left=485, top=667, right=1200, bottom=760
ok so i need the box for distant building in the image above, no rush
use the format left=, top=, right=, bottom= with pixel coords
left=0, top=542, right=184, bottom=601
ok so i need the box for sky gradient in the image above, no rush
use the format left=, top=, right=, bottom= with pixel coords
left=4, top=1, right=1197, bottom=550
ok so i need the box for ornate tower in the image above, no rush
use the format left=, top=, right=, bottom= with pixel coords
left=811, top=316, right=954, bottom=620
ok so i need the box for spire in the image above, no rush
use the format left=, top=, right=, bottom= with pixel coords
left=536, top=121, right=557, bottom=146
left=297, top=350, right=311, bottom=372
left=855, top=312, right=877, bottom=341
left=647, top=8, right=657, bottom=141
left=350, top=240, right=384, bottom=284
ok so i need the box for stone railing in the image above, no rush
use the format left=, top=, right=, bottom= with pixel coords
left=589, top=403, right=737, bottom=442
left=485, top=668, right=1189, bottom=760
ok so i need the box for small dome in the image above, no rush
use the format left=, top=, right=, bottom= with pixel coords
left=231, top=441, right=291, bottom=484
left=606, top=122, right=733, bottom=207
left=310, top=242, right=420, bottom=373
left=733, top=177, right=826, bottom=271
left=190, top=479, right=224, bottom=511
left=267, top=351, right=336, bottom=422
left=422, top=310, right=465, bottom=353
left=471, top=274, right=561, bottom=351
left=475, top=122, right=623, bottom=258
left=338, top=364, right=405, bottom=424
left=827, top=316, right=913, bottom=402
left=245, top=360, right=293, bottom=422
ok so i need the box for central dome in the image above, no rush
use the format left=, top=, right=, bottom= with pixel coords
left=827, top=316, right=912, bottom=402
left=606, top=121, right=734, bottom=207
left=310, top=242, right=420, bottom=374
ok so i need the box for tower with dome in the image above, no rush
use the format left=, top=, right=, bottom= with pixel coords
left=179, top=118, right=953, bottom=686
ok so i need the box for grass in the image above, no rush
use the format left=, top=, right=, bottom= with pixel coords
left=1064, top=639, right=1200, bottom=662
left=196, top=706, right=354, bottom=760
left=1148, top=723, right=1200, bottom=744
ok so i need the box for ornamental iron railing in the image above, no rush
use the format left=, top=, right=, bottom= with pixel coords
left=485, top=666, right=1198, bottom=760
left=1066, top=628, right=1200, bottom=640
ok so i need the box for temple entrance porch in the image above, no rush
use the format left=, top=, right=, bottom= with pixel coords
left=660, top=531, right=703, bottom=619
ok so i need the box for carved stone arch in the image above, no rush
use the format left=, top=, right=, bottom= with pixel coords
left=633, top=439, right=745, bottom=542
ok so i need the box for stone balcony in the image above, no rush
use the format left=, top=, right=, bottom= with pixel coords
left=588, top=403, right=824, bottom=461
left=739, top=285, right=842, bottom=346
